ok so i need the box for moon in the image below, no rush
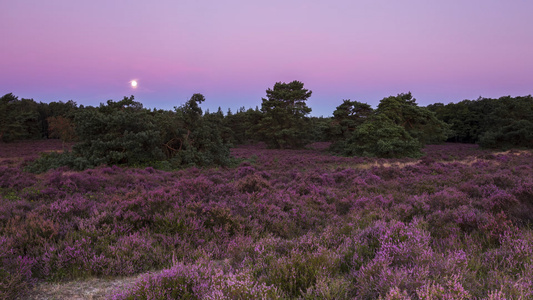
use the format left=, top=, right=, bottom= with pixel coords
left=131, top=80, right=138, bottom=88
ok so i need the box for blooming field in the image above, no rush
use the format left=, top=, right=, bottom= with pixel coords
left=1, top=141, right=533, bottom=299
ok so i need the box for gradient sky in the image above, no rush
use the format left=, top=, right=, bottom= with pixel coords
left=2, top=0, right=532, bottom=116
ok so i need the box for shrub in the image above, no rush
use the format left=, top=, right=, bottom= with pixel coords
left=25, top=94, right=232, bottom=173
left=236, top=174, right=271, bottom=193
left=341, top=116, right=422, bottom=158
left=0, top=255, right=35, bottom=300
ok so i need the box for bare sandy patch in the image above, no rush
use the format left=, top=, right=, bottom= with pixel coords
left=355, top=161, right=420, bottom=170
left=27, top=273, right=149, bottom=300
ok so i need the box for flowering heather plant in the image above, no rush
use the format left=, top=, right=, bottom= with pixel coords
left=0, top=254, right=35, bottom=299
left=416, top=276, right=472, bottom=299
left=1, top=140, right=533, bottom=298
left=0, top=166, right=36, bottom=189
left=111, top=263, right=210, bottom=300
left=111, top=262, right=281, bottom=300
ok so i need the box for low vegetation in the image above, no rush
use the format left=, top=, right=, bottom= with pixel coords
left=1, top=141, right=532, bottom=299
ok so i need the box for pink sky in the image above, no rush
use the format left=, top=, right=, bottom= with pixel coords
left=1, top=0, right=532, bottom=116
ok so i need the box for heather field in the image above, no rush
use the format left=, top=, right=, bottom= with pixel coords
left=1, top=141, right=533, bottom=299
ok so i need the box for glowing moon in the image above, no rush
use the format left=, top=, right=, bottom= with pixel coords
left=131, top=80, right=138, bottom=87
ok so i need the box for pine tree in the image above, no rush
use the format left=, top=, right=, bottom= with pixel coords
left=255, top=81, right=312, bottom=148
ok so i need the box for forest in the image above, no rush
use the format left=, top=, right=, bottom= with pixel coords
left=2, top=81, right=532, bottom=170
left=1, top=81, right=533, bottom=299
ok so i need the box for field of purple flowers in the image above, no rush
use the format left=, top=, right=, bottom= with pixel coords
left=1, top=141, right=533, bottom=299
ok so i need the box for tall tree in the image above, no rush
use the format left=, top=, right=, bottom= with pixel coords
left=0, top=93, right=41, bottom=142
left=478, top=95, right=533, bottom=149
left=428, top=95, right=533, bottom=148
left=377, top=92, right=449, bottom=144
left=255, top=80, right=312, bottom=148
left=329, top=100, right=373, bottom=141
left=72, top=95, right=164, bottom=166
left=330, top=93, right=448, bottom=158
left=157, top=93, right=232, bottom=167
left=343, top=115, right=422, bottom=158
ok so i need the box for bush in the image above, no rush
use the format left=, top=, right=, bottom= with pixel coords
left=25, top=95, right=232, bottom=172
left=0, top=255, right=35, bottom=300
left=340, top=116, right=422, bottom=158
left=330, top=93, right=446, bottom=158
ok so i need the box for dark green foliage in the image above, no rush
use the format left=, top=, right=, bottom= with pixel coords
left=429, top=95, right=533, bottom=149
left=331, top=100, right=373, bottom=138
left=158, top=94, right=232, bottom=167
left=328, top=100, right=374, bottom=151
left=7, top=88, right=533, bottom=169
left=0, top=93, right=78, bottom=142
left=224, top=107, right=262, bottom=145
left=479, top=120, right=533, bottom=149
left=47, top=100, right=78, bottom=118
left=342, top=115, right=422, bottom=158
left=204, top=107, right=233, bottom=145
left=331, top=93, right=446, bottom=158
left=255, top=81, right=313, bottom=149
left=24, top=151, right=91, bottom=173
left=0, top=93, right=42, bottom=142
left=377, top=92, right=449, bottom=145
left=27, top=94, right=232, bottom=172
left=427, top=100, right=486, bottom=143
left=307, top=116, right=331, bottom=143
left=72, top=96, right=165, bottom=167
left=478, top=96, right=533, bottom=149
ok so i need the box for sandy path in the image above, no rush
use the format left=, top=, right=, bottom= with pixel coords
left=26, top=274, right=144, bottom=300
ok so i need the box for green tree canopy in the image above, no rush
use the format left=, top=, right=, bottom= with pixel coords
left=72, top=96, right=164, bottom=166
left=478, top=95, right=533, bottom=149
left=159, top=93, right=232, bottom=167
left=376, top=92, right=449, bottom=144
left=27, top=94, right=232, bottom=172
left=0, top=93, right=41, bottom=142
left=342, top=115, right=422, bottom=158
left=329, top=93, right=448, bottom=158
left=428, top=95, right=533, bottom=148
left=329, top=99, right=374, bottom=142
left=255, top=80, right=312, bottom=148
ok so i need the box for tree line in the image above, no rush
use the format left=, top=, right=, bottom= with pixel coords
left=1, top=81, right=532, bottom=171
left=427, top=95, right=533, bottom=149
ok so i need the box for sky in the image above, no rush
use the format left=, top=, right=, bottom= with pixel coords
left=1, top=0, right=532, bottom=116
